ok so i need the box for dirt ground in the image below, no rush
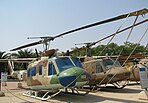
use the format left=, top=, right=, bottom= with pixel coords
left=0, top=81, right=148, bottom=103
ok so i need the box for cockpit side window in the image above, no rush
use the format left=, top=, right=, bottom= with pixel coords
left=103, top=59, right=121, bottom=70
left=31, top=67, right=36, bottom=76
left=103, top=59, right=114, bottom=70
left=114, top=60, right=121, bottom=67
left=96, top=63, right=103, bottom=73
left=56, top=57, right=74, bottom=72
left=72, top=57, right=83, bottom=68
left=48, top=62, right=56, bottom=75
left=39, top=65, right=42, bottom=75
left=27, top=68, right=30, bottom=77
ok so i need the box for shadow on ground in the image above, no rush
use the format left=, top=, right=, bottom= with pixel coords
left=48, top=92, right=146, bottom=103
left=99, top=86, right=142, bottom=93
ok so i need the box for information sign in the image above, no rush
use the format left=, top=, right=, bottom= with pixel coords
left=139, top=68, right=148, bottom=89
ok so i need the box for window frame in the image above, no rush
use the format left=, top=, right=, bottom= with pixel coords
left=71, top=57, right=83, bottom=68
left=96, top=63, right=103, bottom=73
left=39, top=65, right=42, bottom=75
left=48, top=62, right=57, bottom=75
left=27, top=68, right=30, bottom=77
left=55, top=57, right=74, bottom=72
left=31, top=67, right=36, bottom=76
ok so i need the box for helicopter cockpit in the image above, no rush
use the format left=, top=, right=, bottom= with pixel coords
left=71, top=57, right=83, bottom=68
left=55, top=57, right=83, bottom=72
left=56, top=57, right=74, bottom=72
left=102, top=59, right=121, bottom=70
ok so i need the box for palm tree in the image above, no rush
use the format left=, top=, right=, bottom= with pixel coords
left=11, top=49, right=37, bottom=70
left=0, top=51, right=10, bottom=74
left=0, top=51, right=9, bottom=59
left=11, top=49, right=36, bottom=58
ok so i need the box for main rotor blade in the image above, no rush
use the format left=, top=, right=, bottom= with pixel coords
left=91, top=19, right=148, bottom=46
left=69, top=19, right=148, bottom=54
left=27, top=36, right=53, bottom=39
left=53, top=8, right=148, bottom=39
left=11, top=8, right=148, bottom=51
left=10, top=41, right=41, bottom=51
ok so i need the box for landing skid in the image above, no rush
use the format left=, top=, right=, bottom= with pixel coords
left=63, top=88, right=89, bottom=96
left=81, top=85, right=103, bottom=92
left=23, top=88, right=88, bottom=101
left=112, top=81, right=128, bottom=89
left=135, top=81, right=140, bottom=84
left=23, top=90, right=60, bottom=101
left=83, top=81, right=128, bottom=91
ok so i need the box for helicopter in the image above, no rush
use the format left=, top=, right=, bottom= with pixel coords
left=67, top=9, right=148, bottom=89
left=123, top=57, right=148, bottom=83
left=10, top=8, right=148, bottom=100
left=83, top=57, right=131, bottom=89
left=10, top=50, right=90, bottom=100
left=68, top=45, right=131, bottom=89
left=139, top=58, right=148, bottom=67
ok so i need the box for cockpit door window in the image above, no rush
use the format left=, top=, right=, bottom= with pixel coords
left=31, top=67, right=36, bottom=76
left=56, top=57, right=74, bottom=72
left=71, top=57, right=83, bottom=68
left=39, top=65, right=42, bottom=75
left=48, top=62, right=56, bottom=75
left=96, top=63, right=103, bottom=73
left=27, top=68, right=30, bottom=77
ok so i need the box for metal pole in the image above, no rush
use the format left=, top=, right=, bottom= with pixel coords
left=0, top=80, right=1, bottom=91
left=0, top=73, right=2, bottom=91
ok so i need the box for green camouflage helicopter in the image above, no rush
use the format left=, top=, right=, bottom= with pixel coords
left=11, top=43, right=90, bottom=101
left=10, top=8, right=148, bottom=100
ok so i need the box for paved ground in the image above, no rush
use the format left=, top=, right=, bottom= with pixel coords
left=0, top=81, right=148, bottom=103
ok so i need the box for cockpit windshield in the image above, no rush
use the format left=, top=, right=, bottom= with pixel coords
left=71, top=57, right=83, bottom=68
left=56, top=57, right=74, bottom=72
left=103, top=59, right=121, bottom=70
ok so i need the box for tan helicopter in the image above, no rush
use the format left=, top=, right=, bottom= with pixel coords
left=67, top=8, right=148, bottom=89
left=69, top=44, right=131, bottom=89
left=10, top=8, right=148, bottom=100
left=139, top=58, right=148, bottom=67
left=124, top=57, right=148, bottom=83
left=82, top=57, right=130, bottom=89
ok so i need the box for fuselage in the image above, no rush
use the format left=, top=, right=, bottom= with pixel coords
left=26, top=56, right=89, bottom=90
left=83, top=58, right=130, bottom=85
left=124, top=60, right=148, bottom=81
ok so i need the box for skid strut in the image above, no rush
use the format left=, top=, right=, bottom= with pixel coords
left=64, top=88, right=89, bottom=96
left=23, top=90, right=60, bottom=101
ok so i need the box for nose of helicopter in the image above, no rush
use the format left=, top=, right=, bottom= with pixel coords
left=58, top=67, right=88, bottom=88
left=59, top=75, right=76, bottom=87
left=107, top=67, right=130, bottom=81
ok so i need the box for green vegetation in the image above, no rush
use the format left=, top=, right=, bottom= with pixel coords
left=0, top=51, right=10, bottom=72
left=71, top=42, right=148, bottom=56
left=11, top=49, right=37, bottom=70
left=0, top=42, right=147, bottom=72
left=0, top=49, right=37, bottom=72
left=11, top=49, right=36, bottom=58
left=0, top=51, right=10, bottom=59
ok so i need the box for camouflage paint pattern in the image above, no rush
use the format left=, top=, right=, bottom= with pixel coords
left=124, top=59, right=148, bottom=81
left=26, top=56, right=89, bottom=90
left=83, top=58, right=130, bottom=85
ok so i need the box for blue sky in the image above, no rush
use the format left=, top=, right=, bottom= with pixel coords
left=0, top=0, right=148, bottom=53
